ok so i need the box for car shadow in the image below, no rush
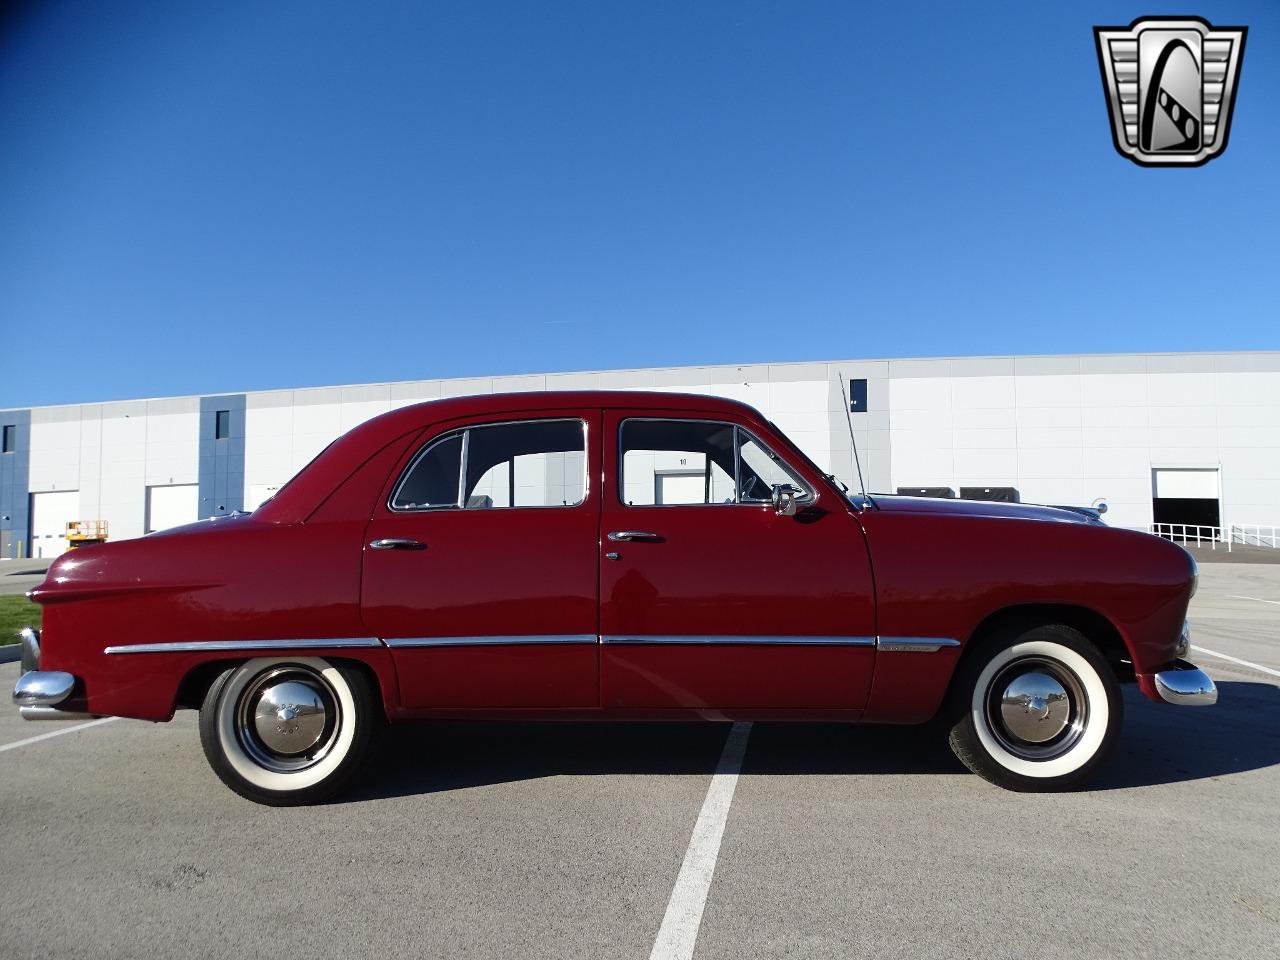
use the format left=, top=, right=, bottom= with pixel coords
left=1090, top=680, right=1280, bottom=791
left=343, top=680, right=1279, bottom=801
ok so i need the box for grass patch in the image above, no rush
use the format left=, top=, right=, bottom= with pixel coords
left=0, top=594, right=42, bottom=645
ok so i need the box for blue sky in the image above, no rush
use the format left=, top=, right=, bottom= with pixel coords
left=1, top=1, right=1277, bottom=408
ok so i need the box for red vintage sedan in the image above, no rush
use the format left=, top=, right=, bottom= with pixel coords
left=12, top=391, right=1215, bottom=804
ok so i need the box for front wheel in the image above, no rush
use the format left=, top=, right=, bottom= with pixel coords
left=199, top=657, right=378, bottom=805
left=947, top=624, right=1122, bottom=791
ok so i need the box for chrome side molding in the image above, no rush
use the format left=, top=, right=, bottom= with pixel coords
left=876, top=637, right=961, bottom=653
left=600, top=635, right=877, bottom=646
left=100, top=634, right=962, bottom=654
left=105, top=638, right=382, bottom=655
left=385, top=635, right=596, bottom=648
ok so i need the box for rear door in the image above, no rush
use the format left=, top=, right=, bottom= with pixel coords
left=361, top=410, right=601, bottom=709
left=599, top=411, right=877, bottom=710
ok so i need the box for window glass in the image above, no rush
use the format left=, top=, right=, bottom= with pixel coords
left=392, top=419, right=586, bottom=511
left=621, top=420, right=736, bottom=506
left=463, top=420, right=585, bottom=508
left=620, top=419, right=810, bottom=507
left=215, top=409, right=231, bottom=440
left=737, top=431, right=808, bottom=503
left=392, top=433, right=463, bottom=509
left=1, top=424, right=14, bottom=453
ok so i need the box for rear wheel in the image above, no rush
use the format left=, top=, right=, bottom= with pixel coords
left=947, top=624, right=1122, bottom=791
left=199, top=657, right=377, bottom=805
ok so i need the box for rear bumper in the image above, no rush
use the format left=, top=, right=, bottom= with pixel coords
left=1146, top=660, right=1218, bottom=706
left=12, top=629, right=97, bottom=721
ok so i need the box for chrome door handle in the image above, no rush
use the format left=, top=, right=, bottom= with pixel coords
left=369, top=538, right=426, bottom=551
left=607, top=530, right=661, bottom=542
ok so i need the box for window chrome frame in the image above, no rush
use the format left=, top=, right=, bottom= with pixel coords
left=388, top=417, right=590, bottom=513
left=617, top=417, right=816, bottom=509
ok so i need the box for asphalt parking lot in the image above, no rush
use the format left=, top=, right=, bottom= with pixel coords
left=2, top=563, right=1278, bottom=960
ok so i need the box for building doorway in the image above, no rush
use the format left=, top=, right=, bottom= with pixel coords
left=1152, top=468, right=1221, bottom=537
left=29, top=490, right=80, bottom=558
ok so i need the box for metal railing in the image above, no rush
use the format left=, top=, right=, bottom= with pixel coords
left=1147, top=523, right=1227, bottom=549
left=1230, top=524, right=1280, bottom=549
left=1140, top=523, right=1280, bottom=552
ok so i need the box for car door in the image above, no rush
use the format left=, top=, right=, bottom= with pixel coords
left=361, top=410, right=601, bottom=709
left=599, top=410, right=876, bottom=710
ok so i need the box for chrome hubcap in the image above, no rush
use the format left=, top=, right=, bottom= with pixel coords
left=235, top=667, right=339, bottom=772
left=999, top=671, right=1070, bottom=743
left=985, top=657, right=1088, bottom=761
left=252, top=680, right=328, bottom=755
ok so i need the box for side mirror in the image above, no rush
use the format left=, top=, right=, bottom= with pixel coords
left=771, top=483, right=801, bottom=516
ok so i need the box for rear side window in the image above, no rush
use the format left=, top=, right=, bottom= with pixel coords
left=391, top=419, right=586, bottom=510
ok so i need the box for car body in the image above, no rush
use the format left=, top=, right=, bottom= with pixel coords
left=13, top=391, right=1216, bottom=802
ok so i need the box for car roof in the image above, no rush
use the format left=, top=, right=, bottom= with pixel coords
left=254, top=391, right=768, bottom=524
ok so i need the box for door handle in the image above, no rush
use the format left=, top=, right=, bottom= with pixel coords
left=369, top=538, right=426, bottom=551
left=607, top=530, right=662, bottom=542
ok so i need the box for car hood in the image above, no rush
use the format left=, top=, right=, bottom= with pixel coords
left=866, top=495, right=1098, bottom=525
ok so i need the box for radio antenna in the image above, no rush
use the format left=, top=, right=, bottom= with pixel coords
left=837, top=374, right=867, bottom=501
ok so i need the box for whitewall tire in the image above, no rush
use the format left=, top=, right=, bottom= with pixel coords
left=199, top=657, right=378, bottom=805
left=947, top=624, right=1122, bottom=791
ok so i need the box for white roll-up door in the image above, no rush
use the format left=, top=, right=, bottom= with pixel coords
left=146, top=484, right=198, bottom=533
left=1153, top=468, right=1219, bottom=499
left=29, top=490, right=79, bottom=558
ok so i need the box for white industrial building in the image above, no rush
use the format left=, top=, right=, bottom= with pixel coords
left=2, top=350, right=1279, bottom=558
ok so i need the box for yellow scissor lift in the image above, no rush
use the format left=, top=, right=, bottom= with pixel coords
left=66, top=520, right=109, bottom=549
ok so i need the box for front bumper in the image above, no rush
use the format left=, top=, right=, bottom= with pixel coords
left=1152, top=660, right=1218, bottom=706
left=12, top=628, right=96, bottom=721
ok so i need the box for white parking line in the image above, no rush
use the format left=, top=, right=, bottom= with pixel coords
left=1191, top=645, right=1280, bottom=680
left=0, top=717, right=118, bottom=754
left=649, top=721, right=752, bottom=960
left=1227, top=594, right=1280, bottom=606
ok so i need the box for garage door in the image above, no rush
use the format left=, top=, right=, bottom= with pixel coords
left=146, top=484, right=198, bottom=533
left=1152, top=468, right=1220, bottom=533
left=656, top=472, right=707, bottom=505
left=1153, top=468, right=1219, bottom=499
left=29, top=490, right=79, bottom=558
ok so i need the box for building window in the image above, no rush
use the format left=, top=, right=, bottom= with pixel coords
left=1, top=424, right=14, bottom=453
left=847, top=378, right=869, bottom=413
left=214, top=410, right=231, bottom=440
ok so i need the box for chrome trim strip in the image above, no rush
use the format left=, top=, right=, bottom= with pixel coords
left=385, top=634, right=597, bottom=648
left=876, top=636, right=961, bottom=653
left=600, top=635, right=876, bottom=646
left=104, top=638, right=382, bottom=655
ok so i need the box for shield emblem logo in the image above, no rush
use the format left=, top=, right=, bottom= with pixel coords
left=1094, top=17, right=1247, bottom=166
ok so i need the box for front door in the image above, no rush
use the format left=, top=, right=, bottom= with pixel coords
left=599, top=412, right=877, bottom=710
left=361, top=411, right=601, bottom=709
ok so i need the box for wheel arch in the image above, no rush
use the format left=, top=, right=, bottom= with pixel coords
left=175, top=654, right=393, bottom=720
left=961, top=603, right=1133, bottom=684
